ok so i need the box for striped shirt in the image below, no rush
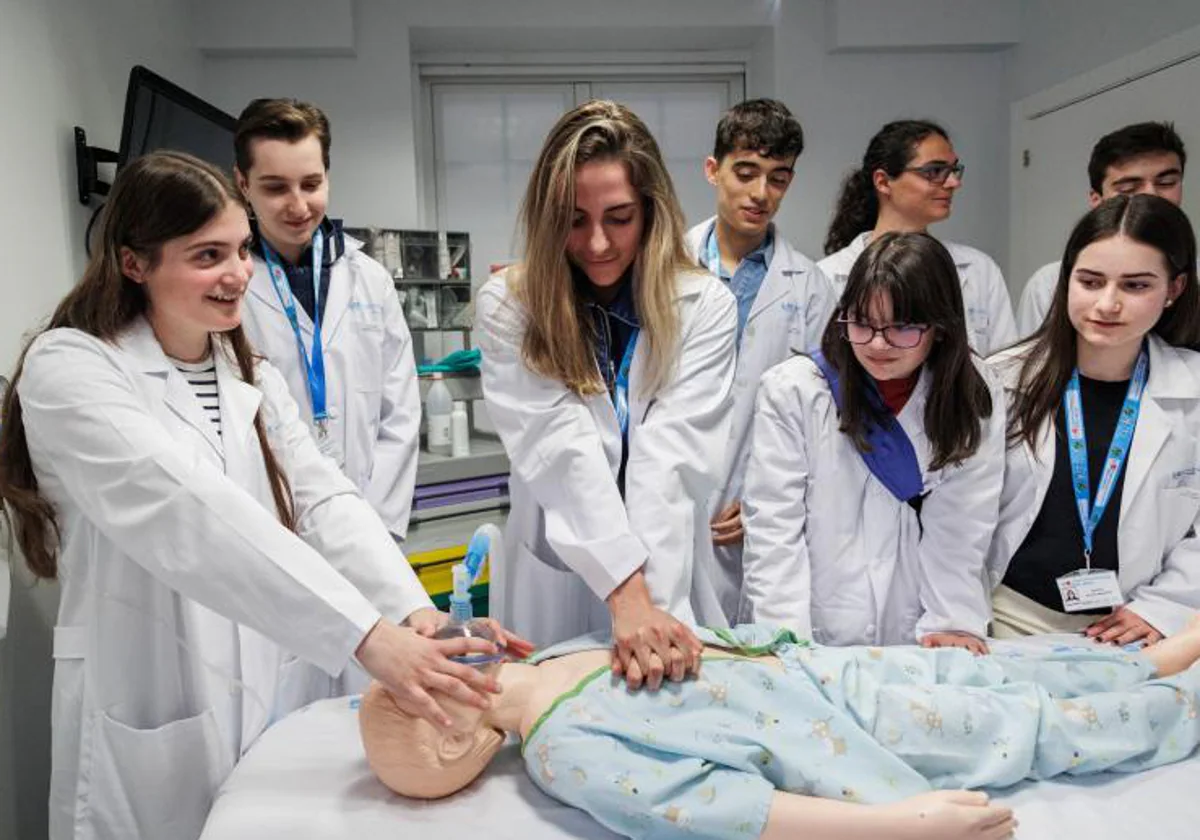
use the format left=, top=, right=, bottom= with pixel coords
left=171, top=356, right=222, bottom=438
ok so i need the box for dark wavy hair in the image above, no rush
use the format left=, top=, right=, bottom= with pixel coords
left=712, top=98, right=804, bottom=162
left=0, top=152, right=296, bottom=579
left=1008, top=194, right=1200, bottom=448
left=819, top=231, right=993, bottom=470
left=824, top=120, right=948, bottom=255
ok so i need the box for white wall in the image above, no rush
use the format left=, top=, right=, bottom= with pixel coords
left=0, top=2, right=200, bottom=835
left=201, top=0, right=1012, bottom=270
left=768, top=0, right=1010, bottom=263
left=1010, top=0, right=1200, bottom=100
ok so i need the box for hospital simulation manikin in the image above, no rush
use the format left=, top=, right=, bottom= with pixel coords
left=361, top=621, right=1200, bottom=840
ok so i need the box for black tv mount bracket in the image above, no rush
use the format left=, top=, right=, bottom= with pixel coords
left=74, top=126, right=118, bottom=206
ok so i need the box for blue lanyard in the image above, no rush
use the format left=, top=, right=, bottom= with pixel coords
left=614, top=329, right=639, bottom=439
left=262, top=229, right=328, bottom=428
left=1063, top=345, right=1149, bottom=565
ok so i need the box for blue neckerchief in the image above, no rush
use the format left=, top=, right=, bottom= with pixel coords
left=811, top=350, right=925, bottom=504
left=701, top=221, right=774, bottom=345
left=1063, top=344, right=1149, bottom=566
left=262, top=228, right=329, bottom=428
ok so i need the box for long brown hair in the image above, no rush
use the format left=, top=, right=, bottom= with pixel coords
left=819, top=231, right=993, bottom=471
left=514, top=99, right=693, bottom=397
left=1008, top=194, right=1200, bottom=449
left=0, top=151, right=295, bottom=580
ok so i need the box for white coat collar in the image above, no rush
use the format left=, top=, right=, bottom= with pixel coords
left=685, top=215, right=801, bottom=325
left=118, top=318, right=223, bottom=460
left=245, top=236, right=363, bottom=349
left=117, top=318, right=263, bottom=466
left=1121, top=334, right=1199, bottom=506
left=849, top=231, right=976, bottom=272
left=212, top=341, right=265, bottom=486
left=1016, top=333, right=1198, bottom=520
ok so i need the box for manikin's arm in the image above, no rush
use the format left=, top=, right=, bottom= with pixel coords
left=763, top=790, right=1014, bottom=840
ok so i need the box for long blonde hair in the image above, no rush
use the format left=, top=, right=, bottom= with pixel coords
left=515, top=100, right=693, bottom=397
left=0, top=152, right=296, bottom=579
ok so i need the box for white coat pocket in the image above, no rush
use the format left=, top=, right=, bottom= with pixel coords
left=88, top=707, right=232, bottom=840
left=1157, top=487, right=1200, bottom=545
left=345, top=387, right=382, bottom=483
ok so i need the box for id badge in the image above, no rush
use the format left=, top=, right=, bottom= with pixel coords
left=1056, top=568, right=1123, bottom=612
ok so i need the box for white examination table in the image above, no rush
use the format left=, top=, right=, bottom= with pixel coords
left=200, top=637, right=1200, bottom=840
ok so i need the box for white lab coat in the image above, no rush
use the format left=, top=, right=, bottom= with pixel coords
left=241, top=235, right=421, bottom=539
left=478, top=270, right=737, bottom=647
left=741, top=354, right=1006, bottom=644
left=817, top=232, right=1019, bottom=356
left=985, top=335, right=1200, bottom=637
left=20, top=320, right=432, bottom=840
left=684, top=218, right=836, bottom=622
left=1016, top=260, right=1059, bottom=338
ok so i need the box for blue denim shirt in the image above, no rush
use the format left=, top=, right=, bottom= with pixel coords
left=699, top=221, right=774, bottom=346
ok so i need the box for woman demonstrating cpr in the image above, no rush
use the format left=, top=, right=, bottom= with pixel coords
left=479, top=101, right=737, bottom=688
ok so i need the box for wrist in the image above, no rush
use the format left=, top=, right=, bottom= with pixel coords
left=607, top=569, right=650, bottom=615
left=355, top=619, right=383, bottom=662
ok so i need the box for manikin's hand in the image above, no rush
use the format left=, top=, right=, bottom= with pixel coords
left=405, top=607, right=536, bottom=660
left=920, top=632, right=989, bottom=655
left=876, top=790, right=1017, bottom=840
left=355, top=619, right=500, bottom=729
left=711, top=500, right=744, bottom=547
left=608, top=571, right=703, bottom=690
left=1086, top=606, right=1164, bottom=646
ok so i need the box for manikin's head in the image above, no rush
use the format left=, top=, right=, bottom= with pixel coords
left=359, top=681, right=505, bottom=799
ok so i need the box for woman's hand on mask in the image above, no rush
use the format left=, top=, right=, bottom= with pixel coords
left=355, top=619, right=501, bottom=729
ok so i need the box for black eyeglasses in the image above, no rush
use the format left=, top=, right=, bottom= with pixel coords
left=838, top=318, right=932, bottom=349
left=901, top=161, right=965, bottom=185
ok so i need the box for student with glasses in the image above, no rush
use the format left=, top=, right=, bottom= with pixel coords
left=819, top=120, right=1017, bottom=355
left=741, top=232, right=1004, bottom=652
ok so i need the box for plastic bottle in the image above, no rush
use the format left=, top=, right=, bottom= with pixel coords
left=431, top=529, right=502, bottom=674
left=450, top=400, right=470, bottom=458
left=425, top=374, right=452, bottom=456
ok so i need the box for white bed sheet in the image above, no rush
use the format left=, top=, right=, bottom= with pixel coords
left=201, top=637, right=1200, bottom=840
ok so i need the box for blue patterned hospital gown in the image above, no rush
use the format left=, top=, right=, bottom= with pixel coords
left=522, top=626, right=1200, bottom=840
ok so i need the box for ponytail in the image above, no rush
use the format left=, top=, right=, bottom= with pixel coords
left=824, top=168, right=878, bottom=255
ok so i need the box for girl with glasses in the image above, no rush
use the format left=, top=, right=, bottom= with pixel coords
left=742, top=232, right=1003, bottom=652
left=819, top=120, right=1017, bottom=356
left=987, top=195, right=1200, bottom=644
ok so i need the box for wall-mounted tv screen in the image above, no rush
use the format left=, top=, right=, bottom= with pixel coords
left=118, top=65, right=237, bottom=173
